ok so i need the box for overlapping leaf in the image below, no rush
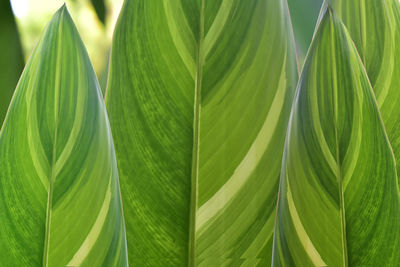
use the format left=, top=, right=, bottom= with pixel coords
left=0, top=6, right=128, bottom=266
left=332, top=0, right=400, bottom=182
left=272, top=6, right=400, bottom=266
left=106, top=0, right=297, bottom=265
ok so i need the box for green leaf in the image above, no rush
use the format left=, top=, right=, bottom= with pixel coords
left=272, top=6, right=400, bottom=267
left=287, top=0, right=323, bottom=64
left=331, top=0, right=400, bottom=187
left=106, top=0, right=297, bottom=265
left=0, top=0, right=24, bottom=126
left=0, top=6, right=128, bottom=266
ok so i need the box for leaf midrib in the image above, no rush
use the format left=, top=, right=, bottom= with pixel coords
left=188, top=1, right=205, bottom=266
left=328, top=9, right=348, bottom=267
left=42, top=7, right=65, bottom=267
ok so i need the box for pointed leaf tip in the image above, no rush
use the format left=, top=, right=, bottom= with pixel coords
left=58, top=3, right=67, bottom=12
left=56, top=3, right=69, bottom=18
left=0, top=0, right=129, bottom=264
left=272, top=0, right=400, bottom=265
left=324, top=0, right=333, bottom=7
left=314, top=0, right=336, bottom=35
left=49, top=3, right=75, bottom=31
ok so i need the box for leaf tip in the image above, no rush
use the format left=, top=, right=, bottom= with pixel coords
left=323, top=0, right=339, bottom=19
left=52, top=2, right=75, bottom=28
left=59, top=2, right=67, bottom=12
left=324, top=0, right=333, bottom=8
left=56, top=2, right=71, bottom=19
left=318, top=0, right=339, bottom=25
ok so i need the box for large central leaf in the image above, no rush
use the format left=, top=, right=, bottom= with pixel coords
left=106, top=0, right=297, bottom=265
left=272, top=6, right=400, bottom=267
left=0, top=6, right=128, bottom=266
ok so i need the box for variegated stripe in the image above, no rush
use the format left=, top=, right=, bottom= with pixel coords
left=196, top=55, right=287, bottom=231
left=272, top=7, right=400, bottom=266
left=106, top=0, right=297, bottom=265
left=67, top=176, right=112, bottom=266
left=332, top=0, right=400, bottom=186
left=0, top=6, right=128, bottom=266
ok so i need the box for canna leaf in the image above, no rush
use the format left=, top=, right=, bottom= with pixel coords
left=106, top=0, right=297, bottom=265
left=0, top=6, right=128, bottom=266
left=0, top=0, right=24, bottom=126
left=331, top=0, right=400, bottom=187
left=272, top=6, right=400, bottom=267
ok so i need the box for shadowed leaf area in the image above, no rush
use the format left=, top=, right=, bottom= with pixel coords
left=0, top=0, right=24, bottom=126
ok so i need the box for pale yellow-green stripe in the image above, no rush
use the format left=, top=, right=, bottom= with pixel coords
left=287, top=177, right=327, bottom=266
left=203, top=0, right=234, bottom=57
left=163, top=0, right=196, bottom=78
left=196, top=57, right=287, bottom=231
left=67, top=178, right=112, bottom=266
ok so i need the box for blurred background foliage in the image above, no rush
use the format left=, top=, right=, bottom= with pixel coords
left=6, top=0, right=123, bottom=93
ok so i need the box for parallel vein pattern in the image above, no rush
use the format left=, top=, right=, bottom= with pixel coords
left=0, top=6, right=128, bottom=266
left=272, top=7, right=400, bottom=267
left=197, top=1, right=296, bottom=265
left=332, top=0, right=400, bottom=185
left=106, top=0, right=297, bottom=266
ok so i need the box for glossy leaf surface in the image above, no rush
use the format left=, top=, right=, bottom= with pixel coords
left=272, top=7, right=400, bottom=267
left=332, top=0, right=400, bottom=183
left=0, top=6, right=128, bottom=266
left=0, top=0, right=24, bottom=126
left=106, top=0, right=297, bottom=265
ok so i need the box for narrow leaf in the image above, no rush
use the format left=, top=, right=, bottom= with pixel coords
left=0, top=0, right=24, bottom=126
left=0, top=6, right=128, bottom=266
left=332, top=0, right=400, bottom=184
left=272, top=7, right=400, bottom=266
left=106, top=0, right=297, bottom=265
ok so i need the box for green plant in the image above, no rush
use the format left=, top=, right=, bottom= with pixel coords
left=273, top=5, right=400, bottom=266
left=0, top=7, right=127, bottom=266
left=332, top=0, right=400, bottom=183
left=105, top=0, right=297, bottom=265
left=1, top=0, right=400, bottom=266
